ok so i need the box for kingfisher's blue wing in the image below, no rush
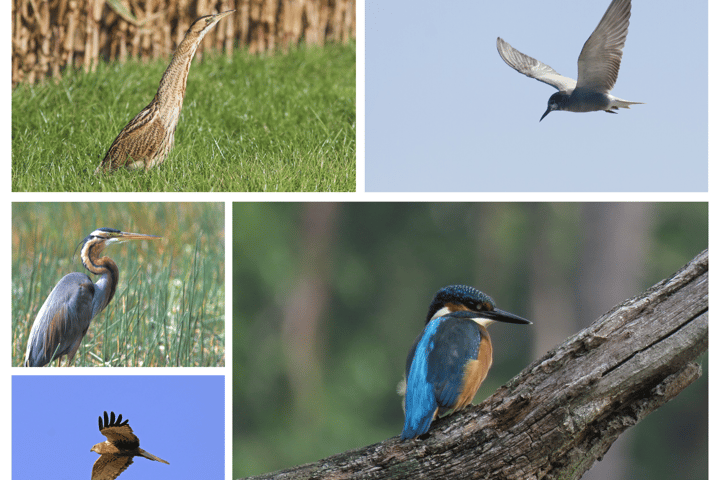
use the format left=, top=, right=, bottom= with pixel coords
left=401, top=315, right=484, bottom=438
left=402, top=319, right=443, bottom=439
left=426, top=317, right=482, bottom=409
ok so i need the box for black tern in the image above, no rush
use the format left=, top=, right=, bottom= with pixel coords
left=497, top=0, right=642, bottom=121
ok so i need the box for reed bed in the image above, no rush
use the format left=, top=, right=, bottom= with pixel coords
left=13, top=0, right=356, bottom=85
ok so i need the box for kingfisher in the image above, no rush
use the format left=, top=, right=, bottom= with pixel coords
left=399, top=285, right=531, bottom=440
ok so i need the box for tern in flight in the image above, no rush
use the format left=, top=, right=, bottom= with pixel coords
left=497, top=0, right=642, bottom=121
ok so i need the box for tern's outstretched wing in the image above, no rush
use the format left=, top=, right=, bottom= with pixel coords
left=576, top=0, right=631, bottom=93
left=497, top=37, right=577, bottom=93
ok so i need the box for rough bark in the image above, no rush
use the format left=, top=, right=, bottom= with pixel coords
left=241, top=250, right=708, bottom=480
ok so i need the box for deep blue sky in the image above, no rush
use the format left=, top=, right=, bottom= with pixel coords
left=12, top=375, right=224, bottom=480
left=366, top=0, right=708, bottom=191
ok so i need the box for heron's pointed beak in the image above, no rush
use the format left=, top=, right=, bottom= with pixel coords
left=117, top=231, right=162, bottom=241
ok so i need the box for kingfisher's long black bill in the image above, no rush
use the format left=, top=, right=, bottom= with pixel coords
left=539, top=108, right=552, bottom=122
left=484, top=308, right=532, bottom=325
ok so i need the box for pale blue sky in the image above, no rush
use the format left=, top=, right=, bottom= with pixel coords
left=13, top=375, right=224, bottom=480
left=366, top=0, right=708, bottom=191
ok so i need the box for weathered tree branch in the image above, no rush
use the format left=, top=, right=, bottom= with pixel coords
left=242, top=250, right=708, bottom=480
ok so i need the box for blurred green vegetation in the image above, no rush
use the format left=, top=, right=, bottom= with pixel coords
left=12, top=202, right=225, bottom=367
left=233, top=202, right=707, bottom=479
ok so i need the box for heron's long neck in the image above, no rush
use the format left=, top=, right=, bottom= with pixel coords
left=155, top=31, right=207, bottom=110
left=85, top=255, right=119, bottom=317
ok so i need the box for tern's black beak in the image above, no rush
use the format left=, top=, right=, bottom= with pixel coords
left=540, top=107, right=552, bottom=122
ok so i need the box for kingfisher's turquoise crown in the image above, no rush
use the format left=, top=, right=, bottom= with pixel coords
left=425, top=285, right=496, bottom=324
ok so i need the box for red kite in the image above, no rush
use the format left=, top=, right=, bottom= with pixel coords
left=91, top=411, right=169, bottom=480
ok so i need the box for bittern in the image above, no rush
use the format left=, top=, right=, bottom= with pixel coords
left=96, top=10, right=234, bottom=173
left=23, top=228, right=161, bottom=367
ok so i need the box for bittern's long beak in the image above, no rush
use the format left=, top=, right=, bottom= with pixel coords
left=212, top=10, right=235, bottom=22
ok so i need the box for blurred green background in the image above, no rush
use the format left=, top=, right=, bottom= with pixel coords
left=12, top=202, right=225, bottom=367
left=233, top=202, right=707, bottom=479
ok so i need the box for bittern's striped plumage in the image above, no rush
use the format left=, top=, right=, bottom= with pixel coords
left=96, top=10, right=234, bottom=173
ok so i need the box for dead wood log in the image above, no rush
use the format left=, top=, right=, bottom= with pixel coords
left=241, top=249, right=708, bottom=480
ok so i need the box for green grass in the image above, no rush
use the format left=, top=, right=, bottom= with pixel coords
left=12, top=43, right=356, bottom=192
left=12, top=203, right=225, bottom=367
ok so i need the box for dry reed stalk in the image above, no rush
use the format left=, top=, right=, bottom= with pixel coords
left=12, top=0, right=356, bottom=86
